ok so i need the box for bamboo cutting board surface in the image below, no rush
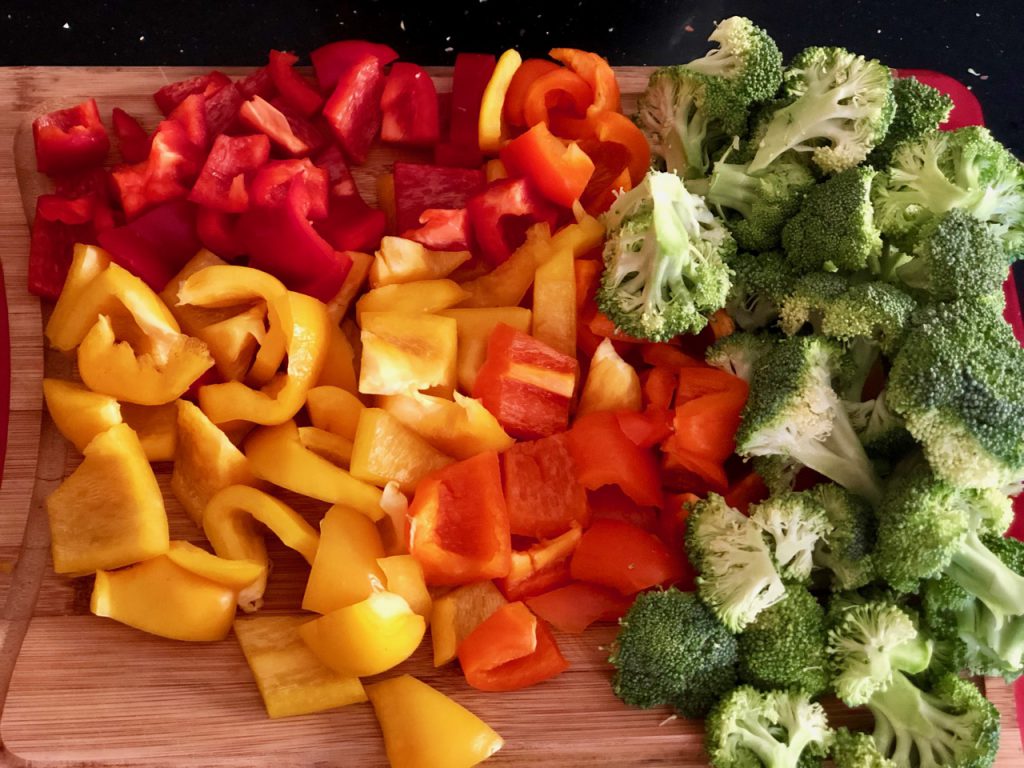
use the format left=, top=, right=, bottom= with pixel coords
left=0, top=66, right=1022, bottom=767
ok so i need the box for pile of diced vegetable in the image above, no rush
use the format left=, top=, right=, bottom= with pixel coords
left=24, top=13, right=1024, bottom=768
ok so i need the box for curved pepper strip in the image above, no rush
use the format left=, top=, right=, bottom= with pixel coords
left=504, top=58, right=560, bottom=129
left=522, top=67, right=594, bottom=128
left=203, top=484, right=320, bottom=611
left=548, top=48, right=621, bottom=113
left=45, top=243, right=111, bottom=347
left=478, top=49, right=522, bottom=154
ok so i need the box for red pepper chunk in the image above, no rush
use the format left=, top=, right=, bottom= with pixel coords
left=408, top=451, right=511, bottom=586
left=380, top=62, right=440, bottom=147
left=457, top=602, right=568, bottom=692
left=152, top=71, right=231, bottom=115
left=466, top=178, right=562, bottom=266
left=473, top=323, right=578, bottom=440
left=323, top=54, right=385, bottom=164
left=393, top=162, right=485, bottom=234
left=402, top=208, right=471, bottom=251
left=501, top=123, right=594, bottom=209
left=189, top=134, right=271, bottom=213
left=570, top=518, right=680, bottom=595
left=249, top=159, right=328, bottom=219
left=525, top=581, right=634, bottom=634
left=502, top=433, right=589, bottom=538
left=168, top=93, right=208, bottom=151
left=565, top=410, right=662, bottom=508
left=495, top=525, right=581, bottom=601
left=239, top=96, right=311, bottom=156
left=111, top=108, right=151, bottom=164
left=449, top=53, right=497, bottom=150
left=195, top=207, right=245, bottom=259
left=33, top=98, right=110, bottom=177
left=268, top=50, right=324, bottom=118
left=314, top=194, right=387, bottom=253
left=310, top=40, right=399, bottom=93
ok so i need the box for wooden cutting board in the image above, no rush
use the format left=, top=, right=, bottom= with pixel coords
left=0, top=66, right=1021, bottom=767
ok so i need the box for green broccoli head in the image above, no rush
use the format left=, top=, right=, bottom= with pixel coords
left=782, top=167, right=883, bottom=274
left=597, top=170, right=735, bottom=341
left=777, top=272, right=851, bottom=336
left=810, top=483, right=877, bottom=591
left=832, top=728, right=897, bottom=768
left=705, top=686, right=834, bottom=768
left=748, top=47, right=895, bottom=174
left=735, top=335, right=883, bottom=505
left=819, top=281, right=917, bottom=356
left=896, top=208, right=1011, bottom=301
left=723, top=250, right=800, bottom=331
left=707, top=330, right=777, bottom=383
left=873, top=126, right=1024, bottom=259
left=752, top=455, right=802, bottom=496
left=867, top=75, right=954, bottom=168
left=749, top=491, right=833, bottom=583
left=737, top=584, right=830, bottom=697
left=609, top=588, right=738, bottom=718
left=887, top=296, right=1024, bottom=489
left=686, top=493, right=787, bottom=632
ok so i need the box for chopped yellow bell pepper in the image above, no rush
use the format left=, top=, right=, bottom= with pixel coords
left=478, top=48, right=522, bottom=154
left=298, top=426, right=354, bottom=466
left=457, top=223, right=548, bottom=309
left=430, top=580, right=508, bottom=667
left=91, top=554, right=236, bottom=642
left=532, top=245, right=577, bottom=358
left=377, top=174, right=397, bottom=234
left=165, top=540, right=266, bottom=592
left=45, top=243, right=111, bottom=348
left=202, top=484, right=319, bottom=611
left=194, top=304, right=267, bottom=383
left=367, top=674, right=504, bottom=768
left=47, top=422, right=169, bottom=574
left=484, top=158, right=507, bottom=183
left=159, top=249, right=231, bottom=338
left=355, top=279, right=470, bottom=324
left=350, top=408, right=454, bottom=495
left=549, top=214, right=606, bottom=261
left=577, top=338, right=643, bottom=417
left=369, top=237, right=471, bottom=288
left=298, top=590, right=426, bottom=678
left=170, top=400, right=258, bottom=527
left=377, top=482, right=410, bottom=557
left=378, top=555, right=432, bottom=622
left=303, top=505, right=386, bottom=614
left=243, top=420, right=384, bottom=519
left=314, top=321, right=358, bottom=393
left=326, top=250, right=374, bottom=324
left=120, top=401, right=178, bottom=462
left=438, top=307, right=532, bottom=392
left=358, top=312, right=457, bottom=397
left=306, top=385, right=365, bottom=440
left=42, top=378, right=122, bottom=453
left=378, top=392, right=514, bottom=460
left=234, top=615, right=367, bottom=719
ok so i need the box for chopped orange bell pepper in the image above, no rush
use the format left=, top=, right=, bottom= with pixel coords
left=565, top=410, right=663, bottom=507
left=430, top=579, right=508, bottom=667
left=577, top=338, right=643, bottom=417
left=549, top=48, right=620, bottom=112
left=119, top=401, right=178, bottom=462
left=42, top=378, right=121, bottom=453
left=522, top=67, right=593, bottom=128
left=500, top=123, right=595, bottom=209
left=504, top=58, right=560, bottom=128
left=584, top=109, right=651, bottom=186
left=496, top=524, right=582, bottom=601
left=569, top=518, right=681, bottom=595
left=524, top=581, right=633, bottom=634
left=306, top=385, right=365, bottom=440
left=484, top=158, right=507, bottom=182
left=478, top=48, right=522, bottom=154
left=377, top=392, right=514, bottom=461
left=304, top=504, right=386, bottom=614
left=369, top=237, right=471, bottom=288
left=350, top=408, right=454, bottom=495
left=502, top=433, right=589, bottom=539
left=355, top=279, right=469, bottom=323
left=358, top=311, right=457, bottom=397
left=438, top=306, right=532, bottom=393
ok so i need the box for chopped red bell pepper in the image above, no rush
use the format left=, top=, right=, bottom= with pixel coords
left=615, top=407, right=675, bottom=449
left=393, top=162, right=485, bottom=233
left=676, top=366, right=748, bottom=404
left=32, top=98, right=110, bottom=177
left=449, top=53, right=497, bottom=150
left=380, top=62, right=440, bottom=148
left=569, top=518, right=680, bottom=595
left=893, top=68, right=984, bottom=130
left=578, top=139, right=631, bottom=215
left=249, top=159, right=328, bottom=219
left=402, top=208, right=471, bottom=251
left=586, top=485, right=659, bottom=533
left=407, top=451, right=512, bottom=586
left=723, top=471, right=770, bottom=514
left=189, top=133, right=271, bottom=213
left=323, top=54, right=385, bottom=164
left=457, top=601, right=569, bottom=692
left=502, top=433, right=589, bottom=538
left=28, top=194, right=105, bottom=299
left=500, top=123, right=595, bottom=209
left=312, top=144, right=358, bottom=198
left=168, top=93, right=208, bottom=150
left=525, top=581, right=633, bottom=633
left=432, top=142, right=484, bottom=169
left=111, top=119, right=204, bottom=220
left=111, top=108, right=151, bottom=164
left=656, top=492, right=699, bottom=591
left=236, top=66, right=277, bottom=101
left=310, top=40, right=399, bottom=93
left=36, top=194, right=95, bottom=225
left=314, top=194, right=387, bottom=253
left=473, top=323, right=578, bottom=440
left=237, top=96, right=309, bottom=156
left=267, top=49, right=324, bottom=118
left=548, top=48, right=621, bottom=113
left=641, top=343, right=705, bottom=370
left=97, top=199, right=200, bottom=291
left=565, top=410, right=663, bottom=508
left=642, top=366, right=678, bottom=411
left=504, top=59, right=561, bottom=129
left=51, top=167, right=113, bottom=201
left=496, top=526, right=581, bottom=601
left=200, top=82, right=245, bottom=137
left=195, top=207, right=246, bottom=259
left=466, top=178, right=562, bottom=266
left=661, top=449, right=729, bottom=496
left=152, top=71, right=231, bottom=115
left=664, top=385, right=748, bottom=465
left=268, top=97, right=331, bottom=154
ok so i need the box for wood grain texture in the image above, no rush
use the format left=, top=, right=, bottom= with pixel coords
left=0, top=66, right=1022, bottom=767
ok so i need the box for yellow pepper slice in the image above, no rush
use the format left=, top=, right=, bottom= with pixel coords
left=298, top=426, right=354, bottom=467
left=350, top=408, right=454, bottom=495
left=42, top=378, right=122, bottom=453
left=377, top=555, right=432, bottom=622
left=355, top=279, right=470, bottom=324
left=45, top=243, right=111, bottom=348
left=457, top=223, right=550, bottom=309
left=47, top=422, right=169, bottom=574
left=298, top=590, right=426, bottom=678
left=478, top=48, right=522, bottom=154
left=159, top=249, right=231, bottom=338
left=532, top=244, right=576, bottom=358
left=430, top=580, right=508, bottom=667
left=377, top=482, right=411, bottom=557
left=303, top=505, right=386, bottom=614
left=549, top=214, right=606, bottom=260
left=120, top=401, right=178, bottom=462
left=234, top=615, right=367, bottom=719
left=378, top=392, right=514, bottom=460
left=577, top=338, right=643, bottom=417
left=165, top=540, right=266, bottom=592
left=91, top=554, right=236, bottom=642
left=306, top=385, right=365, bottom=440
left=244, top=420, right=384, bottom=519
left=369, top=237, right=471, bottom=288
left=314, top=321, right=358, bottom=393
left=438, top=306, right=532, bottom=392
left=194, top=304, right=267, bottom=383
left=366, top=674, right=503, bottom=768
left=325, top=250, right=374, bottom=324
left=358, top=311, right=457, bottom=397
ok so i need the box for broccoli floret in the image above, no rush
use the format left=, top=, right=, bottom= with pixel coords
left=832, top=728, right=897, bottom=768
left=753, top=455, right=802, bottom=495
left=873, top=126, right=1024, bottom=258
left=737, top=584, right=830, bottom=697
left=836, top=338, right=881, bottom=402
left=749, top=491, right=833, bottom=583
left=735, top=336, right=883, bottom=505
left=896, top=208, right=1011, bottom=301
left=810, top=483, right=877, bottom=591
left=777, top=272, right=851, bottom=336
left=609, top=588, right=738, bottom=718
left=687, top=494, right=787, bottom=632
left=703, top=157, right=817, bottom=251
left=782, top=167, right=884, bottom=274
left=868, top=76, right=954, bottom=168
left=748, top=47, right=895, bottom=174
left=887, top=297, right=1024, bottom=489
left=705, top=686, right=834, bottom=768
left=597, top=171, right=735, bottom=341
left=707, top=330, right=777, bottom=382
left=846, top=390, right=916, bottom=460
left=723, top=251, right=800, bottom=331
left=819, top=282, right=916, bottom=357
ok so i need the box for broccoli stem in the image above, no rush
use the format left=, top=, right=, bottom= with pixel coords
left=790, top=412, right=882, bottom=504
left=971, top=608, right=1024, bottom=671
left=890, top=635, right=934, bottom=675
left=731, top=710, right=802, bottom=766
left=946, top=531, right=1024, bottom=619
left=707, top=162, right=758, bottom=219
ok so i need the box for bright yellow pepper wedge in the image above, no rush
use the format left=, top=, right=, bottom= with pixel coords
left=358, top=312, right=458, bottom=397
left=577, top=338, right=643, bottom=417
left=234, top=615, right=367, bottom=719
left=377, top=392, right=514, bottom=460
left=298, top=590, right=426, bottom=678
left=202, top=484, right=320, bottom=612
left=159, top=249, right=232, bottom=338
left=306, top=385, right=365, bottom=440
left=532, top=244, right=577, bottom=358
left=478, top=48, right=522, bottom=154
left=349, top=408, right=454, bottom=495
left=325, top=250, right=374, bottom=324
left=355, top=279, right=470, bottom=324
left=194, top=304, right=267, bottom=383
left=303, top=505, right=386, bottom=614
left=314, top=321, right=358, bottom=393
left=369, top=237, right=471, bottom=288
left=244, top=420, right=384, bottom=520
left=297, top=426, right=354, bottom=467
left=366, top=674, right=504, bottom=768
left=91, top=554, right=236, bottom=642
left=198, top=291, right=330, bottom=426
left=438, top=307, right=532, bottom=393
left=457, top=223, right=549, bottom=309
left=430, top=580, right=508, bottom=667
left=377, top=482, right=410, bottom=557
left=165, top=540, right=266, bottom=592
left=377, top=555, right=432, bottom=623
left=42, top=378, right=122, bottom=453
left=119, top=401, right=178, bottom=462
left=47, top=422, right=169, bottom=575
left=45, top=243, right=111, bottom=348
left=549, top=213, right=606, bottom=261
